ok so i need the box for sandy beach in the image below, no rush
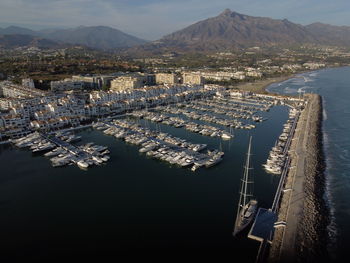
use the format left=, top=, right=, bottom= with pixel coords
left=231, top=75, right=297, bottom=93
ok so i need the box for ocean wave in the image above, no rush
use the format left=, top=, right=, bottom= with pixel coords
left=284, top=86, right=299, bottom=94
left=323, top=129, right=338, bottom=259
left=297, top=86, right=315, bottom=93
left=323, top=99, right=328, bottom=121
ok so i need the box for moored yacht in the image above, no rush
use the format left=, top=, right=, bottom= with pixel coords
left=233, top=136, right=258, bottom=236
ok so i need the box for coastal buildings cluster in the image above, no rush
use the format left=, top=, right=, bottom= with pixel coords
left=1, top=72, right=305, bottom=142
left=0, top=77, right=220, bottom=140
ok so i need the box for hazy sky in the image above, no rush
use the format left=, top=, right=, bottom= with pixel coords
left=0, top=0, right=350, bottom=40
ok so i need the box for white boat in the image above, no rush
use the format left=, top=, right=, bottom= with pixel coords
left=77, top=160, right=89, bottom=169
left=92, top=156, right=103, bottom=164
left=221, top=132, right=233, bottom=140
left=44, top=147, right=64, bottom=157
left=205, top=156, right=223, bottom=168
left=101, top=155, right=110, bottom=162
left=233, top=136, right=258, bottom=236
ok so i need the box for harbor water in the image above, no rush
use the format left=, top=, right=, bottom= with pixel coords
left=267, top=66, right=350, bottom=262
left=0, top=99, right=290, bottom=260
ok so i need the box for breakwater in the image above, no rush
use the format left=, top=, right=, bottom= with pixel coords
left=269, top=94, right=329, bottom=262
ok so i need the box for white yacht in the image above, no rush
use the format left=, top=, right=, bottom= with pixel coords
left=77, top=160, right=89, bottom=169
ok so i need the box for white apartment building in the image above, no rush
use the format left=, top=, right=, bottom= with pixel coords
left=182, top=73, right=205, bottom=85
left=110, top=76, right=143, bottom=91
left=22, top=78, right=35, bottom=89
left=50, top=80, right=83, bottom=92
left=155, top=73, right=177, bottom=85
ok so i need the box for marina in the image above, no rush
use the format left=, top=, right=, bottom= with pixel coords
left=0, top=91, right=301, bottom=261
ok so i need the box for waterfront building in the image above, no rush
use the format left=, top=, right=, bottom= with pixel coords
left=22, top=78, right=35, bottom=89
left=0, top=98, right=15, bottom=110
left=110, top=76, right=143, bottom=91
left=155, top=73, right=177, bottom=85
left=302, top=62, right=326, bottom=69
left=71, top=75, right=101, bottom=89
left=50, top=80, right=84, bottom=92
left=182, top=73, right=205, bottom=85
left=0, top=113, right=29, bottom=138
left=191, top=71, right=246, bottom=81
left=0, top=81, right=47, bottom=98
left=71, top=74, right=122, bottom=89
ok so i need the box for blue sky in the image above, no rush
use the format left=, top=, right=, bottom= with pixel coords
left=0, top=0, right=350, bottom=40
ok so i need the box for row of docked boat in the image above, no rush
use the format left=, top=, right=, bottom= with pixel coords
left=182, top=102, right=265, bottom=122
left=54, top=131, right=82, bottom=143
left=200, top=99, right=258, bottom=114
left=185, top=99, right=266, bottom=121
left=11, top=131, right=110, bottom=169
left=48, top=142, right=110, bottom=168
left=12, top=131, right=81, bottom=153
left=156, top=105, right=256, bottom=130
left=96, top=119, right=208, bottom=152
left=92, top=120, right=224, bottom=171
left=12, top=132, right=42, bottom=148
left=129, top=110, right=233, bottom=140
left=263, top=108, right=299, bottom=174
left=213, top=96, right=273, bottom=112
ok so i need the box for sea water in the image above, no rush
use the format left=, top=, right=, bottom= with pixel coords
left=267, top=66, right=350, bottom=261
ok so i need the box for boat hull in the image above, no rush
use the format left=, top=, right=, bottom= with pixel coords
left=233, top=199, right=258, bottom=236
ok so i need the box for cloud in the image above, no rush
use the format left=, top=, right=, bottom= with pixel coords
left=0, top=0, right=350, bottom=40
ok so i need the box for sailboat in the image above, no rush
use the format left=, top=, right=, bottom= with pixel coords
left=233, top=136, right=258, bottom=236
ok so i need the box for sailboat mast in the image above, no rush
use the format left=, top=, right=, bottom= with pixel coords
left=243, top=136, right=252, bottom=207
left=235, top=136, right=252, bottom=225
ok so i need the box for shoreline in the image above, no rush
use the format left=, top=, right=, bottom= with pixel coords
left=232, top=73, right=303, bottom=94
left=268, top=94, right=329, bottom=262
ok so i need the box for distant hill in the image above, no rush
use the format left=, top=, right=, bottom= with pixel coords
left=0, top=26, right=38, bottom=36
left=0, top=34, right=63, bottom=49
left=160, top=9, right=318, bottom=50
left=305, top=22, right=350, bottom=46
left=0, top=25, right=147, bottom=50
left=131, top=9, right=350, bottom=54
left=42, top=26, right=147, bottom=50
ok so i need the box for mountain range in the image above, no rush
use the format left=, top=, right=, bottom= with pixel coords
left=0, top=34, right=65, bottom=49
left=2, top=9, right=350, bottom=52
left=138, top=9, right=350, bottom=52
left=0, top=25, right=147, bottom=50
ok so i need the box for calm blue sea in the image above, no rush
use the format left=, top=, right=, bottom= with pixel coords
left=267, top=67, right=350, bottom=261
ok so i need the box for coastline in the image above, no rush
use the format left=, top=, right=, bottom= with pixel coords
left=268, top=93, right=329, bottom=262
left=232, top=74, right=299, bottom=94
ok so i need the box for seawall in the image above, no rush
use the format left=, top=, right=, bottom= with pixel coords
left=269, top=94, right=329, bottom=262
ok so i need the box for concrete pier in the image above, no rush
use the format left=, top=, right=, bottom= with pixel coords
left=268, top=94, right=328, bottom=262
